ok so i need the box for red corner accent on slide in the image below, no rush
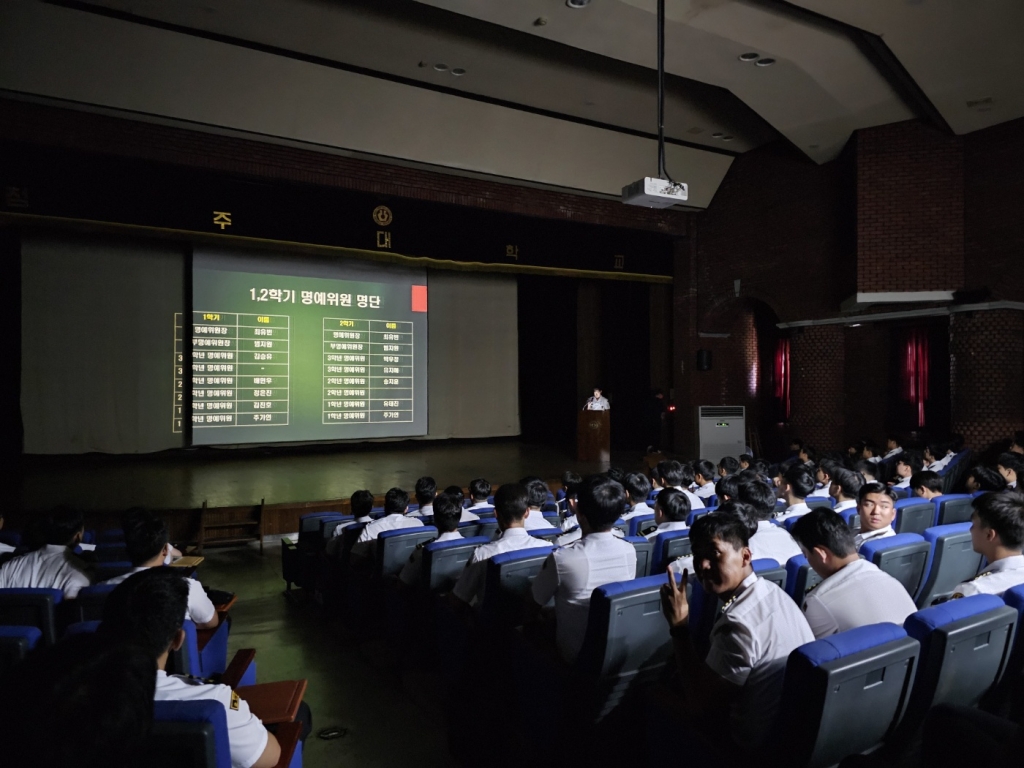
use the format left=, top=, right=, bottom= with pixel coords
left=411, top=285, right=428, bottom=313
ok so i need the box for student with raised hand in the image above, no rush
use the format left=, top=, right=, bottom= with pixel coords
left=775, top=466, right=814, bottom=523
left=0, top=507, right=90, bottom=598
left=791, top=509, right=917, bottom=637
left=519, top=476, right=556, bottom=531
left=659, top=504, right=814, bottom=752
left=829, top=467, right=864, bottom=515
left=408, top=476, right=437, bottom=518
left=102, top=511, right=219, bottom=629
left=965, top=465, right=1008, bottom=494
left=911, top=470, right=945, bottom=501
left=355, top=487, right=422, bottom=548
left=644, top=487, right=690, bottom=541
left=949, top=492, right=1024, bottom=598
left=621, top=473, right=653, bottom=520
left=996, top=452, right=1023, bottom=490
left=692, top=460, right=718, bottom=500
left=400, top=492, right=464, bottom=587
left=101, top=568, right=283, bottom=768
left=452, top=483, right=550, bottom=607
left=735, top=473, right=802, bottom=565
left=464, top=478, right=493, bottom=518
left=531, top=475, right=637, bottom=663
left=853, top=482, right=898, bottom=548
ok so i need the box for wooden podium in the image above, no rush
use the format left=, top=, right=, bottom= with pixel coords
left=578, top=410, right=611, bottom=463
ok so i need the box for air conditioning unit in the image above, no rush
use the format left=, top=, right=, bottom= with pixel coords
left=697, top=406, right=746, bottom=462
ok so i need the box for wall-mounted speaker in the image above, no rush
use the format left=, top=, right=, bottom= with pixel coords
left=696, top=349, right=712, bottom=371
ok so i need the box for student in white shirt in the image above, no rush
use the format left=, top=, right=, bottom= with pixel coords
left=621, top=473, right=653, bottom=521
left=659, top=505, right=814, bottom=751
left=853, top=483, right=898, bottom=548
left=924, top=442, right=951, bottom=472
left=734, top=472, right=801, bottom=565
left=558, top=473, right=583, bottom=532
left=400, top=492, right=466, bottom=587
left=791, top=509, right=917, bottom=637
left=654, top=460, right=705, bottom=511
left=738, top=454, right=753, bottom=471
left=717, top=456, right=741, bottom=479
left=325, top=489, right=376, bottom=557
left=356, top=487, right=423, bottom=547
left=891, top=451, right=924, bottom=490
left=0, top=508, right=90, bottom=599
left=692, top=460, right=718, bottom=500
left=910, top=471, right=944, bottom=502
left=807, top=459, right=836, bottom=500
left=644, top=488, right=690, bottom=541
left=464, top=478, right=494, bottom=520
left=853, top=460, right=879, bottom=485
left=775, top=465, right=815, bottom=523
left=830, top=468, right=864, bottom=517
left=881, top=435, right=904, bottom=462
left=965, top=465, right=1009, bottom=494
left=452, top=483, right=551, bottom=607
left=862, top=442, right=882, bottom=464
left=102, top=568, right=282, bottom=768
left=408, top=476, right=436, bottom=518
left=996, top=453, right=1022, bottom=491
left=950, top=491, right=1024, bottom=598
left=520, top=476, right=557, bottom=531
left=101, top=511, right=219, bottom=628
left=532, top=475, right=637, bottom=662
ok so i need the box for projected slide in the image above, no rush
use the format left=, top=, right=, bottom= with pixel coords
left=177, top=250, right=428, bottom=444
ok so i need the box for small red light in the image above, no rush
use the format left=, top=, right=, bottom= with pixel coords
left=667, top=404, right=676, bottom=412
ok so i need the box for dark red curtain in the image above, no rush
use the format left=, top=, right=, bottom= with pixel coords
left=774, top=338, right=791, bottom=420
left=902, top=329, right=929, bottom=428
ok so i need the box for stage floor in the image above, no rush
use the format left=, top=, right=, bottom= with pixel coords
left=16, top=438, right=649, bottom=511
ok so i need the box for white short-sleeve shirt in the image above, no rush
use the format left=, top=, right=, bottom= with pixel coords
left=356, top=514, right=424, bottom=543
left=775, top=502, right=810, bottom=523
left=834, top=500, right=858, bottom=514
left=155, top=670, right=269, bottom=768
left=556, top=526, right=624, bottom=547
left=0, top=541, right=15, bottom=555
left=705, top=573, right=815, bottom=747
left=522, top=509, right=554, bottom=531
left=459, top=510, right=481, bottom=523
left=407, top=503, right=434, bottom=518
left=893, top=477, right=911, bottom=489
left=585, top=396, right=610, bottom=411
left=399, top=530, right=465, bottom=586
left=644, top=520, right=688, bottom=541
left=102, top=567, right=217, bottom=625
left=952, top=554, right=1024, bottom=598
left=673, top=487, right=706, bottom=511
left=855, top=526, right=895, bottom=550
left=621, top=501, right=652, bottom=520
left=807, top=485, right=831, bottom=500
left=749, top=520, right=801, bottom=565
left=694, top=483, right=717, bottom=500
left=531, top=532, right=637, bottom=662
left=451, top=528, right=550, bottom=606
left=0, top=544, right=90, bottom=598
left=801, top=559, right=917, bottom=638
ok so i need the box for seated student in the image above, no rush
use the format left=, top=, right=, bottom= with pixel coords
left=853, top=482, right=898, bottom=548
left=807, top=459, right=835, bottom=500
left=853, top=459, right=879, bottom=485
left=882, top=434, right=904, bottom=461
left=408, top=476, right=437, bottom=518
left=444, top=485, right=467, bottom=514
left=356, top=487, right=422, bottom=546
left=531, top=475, right=637, bottom=662
left=862, top=441, right=882, bottom=464
left=966, top=465, right=1008, bottom=494
left=891, top=450, right=925, bottom=489
left=400, top=492, right=464, bottom=587
left=557, top=471, right=581, bottom=517
left=326, top=489, right=375, bottom=557
left=644, top=487, right=691, bottom=541
left=464, top=478, right=493, bottom=518
left=606, top=466, right=627, bottom=485
left=102, top=512, right=219, bottom=629
left=452, top=484, right=550, bottom=607
left=925, top=441, right=952, bottom=472
left=0, top=507, right=90, bottom=598
left=101, top=568, right=282, bottom=768
left=520, top=476, right=556, bottom=531
left=775, top=465, right=815, bottom=522
left=718, top=456, right=741, bottom=479
left=655, top=460, right=705, bottom=511
left=692, top=460, right=718, bottom=500
left=715, top=473, right=741, bottom=505
left=0, top=632, right=156, bottom=768
left=791, top=509, right=917, bottom=637
left=911, top=470, right=945, bottom=501
left=734, top=473, right=801, bottom=565
left=659, top=504, right=814, bottom=751
left=949, top=492, right=1024, bottom=598
left=997, top=452, right=1022, bottom=490
left=830, top=468, right=864, bottom=515
left=621, top=473, right=653, bottom=520
left=559, top=474, right=583, bottom=532
left=798, top=445, right=817, bottom=467
left=738, top=454, right=753, bottom=471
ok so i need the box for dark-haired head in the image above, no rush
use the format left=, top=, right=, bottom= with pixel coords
left=654, top=487, right=691, bottom=523
left=469, top=478, right=491, bottom=501
left=351, top=489, right=374, bottom=518
left=966, top=465, right=1007, bottom=493
left=896, top=450, right=925, bottom=477
left=494, top=483, right=529, bottom=526
left=910, top=471, right=943, bottom=497
left=606, top=466, right=627, bottom=485
left=384, top=487, right=410, bottom=516
left=718, top=456, right=741, bottom=476
left=101, top=567, right=189, bottom=659
left=688, top=503, right=758, bottom=596
left=444, top=485, right=465, bottom=510
left=832, top=468, right=866, bottom=500
left=578, top=475, right=626, bottom=532
left=45, top=507, right=84, bottom=547
left=783, top=466, right=816, bottom=500
left=716, top=474, right=741, bottom=503
left=655, top=461, right=684, bottom=488
left=123, top=512, right=169, bottom=567
left=971, top=491, right=1024, bottom=551
left=519, top=477, right=550, bottom=509
left=790, top=508, right=857, bottom=561
left=432, top=492, right=461, bottom=534
left=733, top=475, right=777, bottom=520
left=693, top=460, right=717, bottom=483
left=414, top=477, right=437, bottom=506
left=623, top=472, right=652, bottom=504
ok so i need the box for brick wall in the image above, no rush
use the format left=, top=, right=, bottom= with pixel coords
left=856, top=120, right=964, bottom=293
left=843, top=323, right=890, bottom=447
left=950, top=310, right=1024, bottom=448
left=788, top=325, right=845, bottom=450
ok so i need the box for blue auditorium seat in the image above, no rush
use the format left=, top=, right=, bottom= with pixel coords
left=541, top=513, right=560, bottom=528
left=316, top=515, right=351, bottom=548
left=97, top=528, right=125, bottom=543
left=893, top=497, right=936, bottom=535
left=933, top=494, right=974, bottom=526
left=610, top=518, right=628, bottom=536
left=628, top=513, right=656, bottom=537
left=70, top=582, right=118, bottom=623
left=624, top=536, right=653, bottom=578
left=377, top=527, right=438, bottom=578
left=752, top=558, right=786, bottom=591
left=480, top=546, right=553, bottom=627
left=775, top=623, right=919, bottom=768
left=708, top=494, right=718, bottom=507
left=0, top=587, right=63, bottom=646
left=914, top=523, right=982, bottom=608
left=0, top=625, right=42, bottom=677
left=785, top=554, right=822, bottom=603
left=806, top=497, right=835, bottom=511
left=527, top=527, right=563, bottom=543
left=650, top=529, right=691, bottom=574
left=456, top=520, right=482, bottom=538
left=860, top=533, right=930, bottom=597
left=838, top=507, right=860, bottom=528
left=541, top=502, right=558, bottom=514
left=64, top=620, right=102, bottom=636
left=899, top=595, right=1017, bottom=738
left=147, top=700, right=233, bottom=768
left=421, top=536, right=489, bottom=592
left=687, top=508, right=712, bottom=526
left=646, top=489, right=659, bottom=503
left=476, top=520, right=499, bottom=541
left=782, top=517, right=801, bottom=532
left=1003, top=584, right=1024, bottom=676
left=574, top=574, right=674, bottom=721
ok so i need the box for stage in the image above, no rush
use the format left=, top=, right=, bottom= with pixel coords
left=15, top=438, right=651, bottom=512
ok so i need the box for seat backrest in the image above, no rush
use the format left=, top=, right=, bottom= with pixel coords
left=377, top=527, right=439, bottom=578
left=147, top=699, right=231, bottom=768
left=336, top=523, right=367, bottom=566
left=528, top=527, right=563, bottom=542
left=481, top=547, right=553, bottom=626
left=686, top=508, right=712, bottom=527
left=914, top=523, right=982, bottom=608
left=753, top=558, right=785, bottom=591
left=64, top=620, right=102, bottom=636
left=575, top=574, right=674, bottom=721
left=0, top=625, right=43, bottom=677
left=806, top=498, right=834, bottom=511
left=628, top=514, right=656, bottom=537
left=317, top=515, right=351, bottom=549
left=610, top=518, right=628, bottom=536
left=422, top=536, right=489, bottom=592
left=95, top=543, right=129, bottom=563
left=625, top=536, right=653, bottom=578
left=0, top=587, right=63, bottom=646
left=902, top=596, right=1017, bottom=734
left=776, top=623, right=919, bottom=768
left=476, top=521, right=499, bottom=541
left=933, top=494, right=974, bottom=526
left=456, top=520, right=482, bottom=538
left=785, top=554, right=823, bottom=604
left=838, top=507, right=860, bottom=528
left=861, top=533, right=930, bottom=597
left=650, top=530, right=691, bottom=574
left=72, top=582, right=119, bottom=623
left=1003, top=584, right=1024, bottom=677
left=893, top=498, right=936, bottom=535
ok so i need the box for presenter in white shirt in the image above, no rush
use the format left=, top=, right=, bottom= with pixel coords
left=583, top=387, right=610, bottom=411
left=0, top=508, right=90, bottom=599
left=853, top=482, right=898, bottom=549
left=659, top=504, right=814, bottom=752
left=950, top=492, right=1024, bottom=599
left=790, top=509, right=917, bottom=637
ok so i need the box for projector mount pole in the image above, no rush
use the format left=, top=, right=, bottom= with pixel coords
left=657, top=0, right=677, bottom=184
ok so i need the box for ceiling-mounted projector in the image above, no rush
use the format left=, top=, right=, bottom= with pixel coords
left=622, top=177, right=688, bottom=208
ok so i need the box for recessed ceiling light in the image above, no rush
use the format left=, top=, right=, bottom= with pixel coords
left=533, top=17, right=548, bottom=26
left=451, top=68, right=466, bottom=76
left=722, top=135, right=734, bottom=141
left=711, top=132, right=724, bottom=138
left=566, top=0, right=590, bottom=7
left=755, top=58, right=776, bottom=67
left=738, top=52, right=759, bottom=62
left=433, top=63, right=448, bottom=72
